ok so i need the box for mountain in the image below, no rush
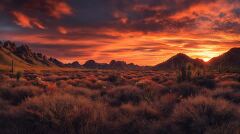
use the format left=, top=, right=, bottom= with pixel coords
left=2, top=40, right=240, bottom=72
left=208, top=48, right=240, bottom=71
left=0, top=41, right=66, bottom=70
left=154, top=53, right=205, bottom=70
left=109, top=60, right=140, bottom=70
left=83, top=60, right=141, bottom=70
left=0, top=45, right=30, bottom=69
left=83, top=60, right=109, bottom=69
left=49, top=57, right=65, bottom=67
left=1, top=41, right=142, bottom=70
left=65, top=61, right=82, bottom=68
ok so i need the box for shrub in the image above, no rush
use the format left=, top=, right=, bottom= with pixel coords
left=192, top=76, right=216, bottom=89
left=217, top=80, right=240, bottom=90
left=155, top=93, right=179, bottom=118
left=211, top=88, right=240, bottom=104
left=107, top=103, right=159, bottom=134
left=0, top=85, right=43, bottom=105
left=170, top=96, right=240, bottom=134
left=163, top=82, right=202, bottom=98
left=0, top=98, right=10, bottom=111
left=13, top=94, right=108, bottom=134
left=106, top=86, right=142, bottom=106
left=105, top=74, right=125, bottom=85
left=136, top=79, right=155, bottom=90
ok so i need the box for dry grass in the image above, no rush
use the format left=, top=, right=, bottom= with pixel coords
left=170, top=96, right=240, bottom=134
left=0, top=70, right=239, bottom=134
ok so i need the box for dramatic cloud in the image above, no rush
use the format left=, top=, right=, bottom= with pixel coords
left=1, top=0, right=240, bottom=65
left=12, top=11, right=45, bottom=29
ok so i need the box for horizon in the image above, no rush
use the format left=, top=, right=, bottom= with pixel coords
left=1, top=0, right=240, bottom=66
left=2, top=40, right=238, bottom=66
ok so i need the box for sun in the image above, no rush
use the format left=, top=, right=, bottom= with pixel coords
left=202, top=58, right=211, bottom=62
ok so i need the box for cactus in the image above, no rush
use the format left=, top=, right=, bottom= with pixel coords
left=11, top=60, right=14, bottom=73
left=186, top=64, right=192, bottom=81
left=16, top=71, right=22, bottom=81
left=177, top=64, right=187, bottom=82
left=177, top=63, right=195, bottom=82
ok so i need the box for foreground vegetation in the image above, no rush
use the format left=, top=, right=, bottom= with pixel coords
left=0, top=69, right=239, bottom=134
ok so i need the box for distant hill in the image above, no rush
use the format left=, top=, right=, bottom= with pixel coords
left=83, top=60, right=141, bottom=70
left=65, top=61, right=82, bottom=68
left=153, top=53, right=205, bottom=70
left=208, top=48, right=240, bottom=71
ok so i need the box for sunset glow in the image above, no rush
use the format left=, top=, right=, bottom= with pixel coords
left=1, top=0, right=240, bottom=65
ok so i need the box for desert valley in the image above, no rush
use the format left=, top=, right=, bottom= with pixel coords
left=1, top=0, right=240, bottom=134
left=0, top=41, right=240, bottom=134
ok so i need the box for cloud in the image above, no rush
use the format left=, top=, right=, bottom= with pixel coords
left=47, top=1, right=73, bottom=18
left=1, top=0, right=240, bottom=65
left=58, top=26, right=68, bottom=34
left=12, top=11, right=45, bottom=29
left=12, top=11, right=32, bottom=28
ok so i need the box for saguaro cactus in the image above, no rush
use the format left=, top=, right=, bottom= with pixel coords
left=11, top=60, right=14, bottom=73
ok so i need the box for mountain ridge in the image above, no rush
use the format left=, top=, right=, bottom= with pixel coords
left=1, top=40, right=240, bottom=71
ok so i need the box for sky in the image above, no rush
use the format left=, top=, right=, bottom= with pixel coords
left=0, top=0, right=240, bottom=65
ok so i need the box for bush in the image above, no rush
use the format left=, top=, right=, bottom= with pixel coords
left=0, top=85, right=43, bottom=105
left=106, top=86, right=142, bottom=106
left=136, top=79, right=165, bottom=102
left=0, top=98, right=10, bottom=112
left=170, top=96, right=240, bottom=134
left=217, top=80, right=240, bottom=90
left=211, top=88, right=240, bottom=104
left=3, top=94, right=109, bottom=134
left=192, top=76, right=216, bottom=89
left=105, top=74, right=125, bottom=85
left=155, top=93, right=179, bottom=118
left=107, top=103, right=159, bottom=134
left=163, top=83, right=202, bottom=98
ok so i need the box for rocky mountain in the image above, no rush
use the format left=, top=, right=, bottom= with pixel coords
left=0, top=41, right=141, bottom=70
left=49, top=57, right=65, bottom=67
left=83, top=60, right=109, bottom=69
left=0, top=44, right=30, bottom=69
left=109, top=60, right=140, bottom=70
left=65, top=61, right=82, bottom=68
left=0, top=41, right=62, bottom=68
left=208, top=48, right=240, bottom=71
left=154, top=53, right=205, bottom=70
left=83, top=60, right=141, bottom=70
left=2, top=40, right=240, bottom=72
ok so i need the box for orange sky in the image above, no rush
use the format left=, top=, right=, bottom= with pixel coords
left=1, top=0, right=240, bottom=65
